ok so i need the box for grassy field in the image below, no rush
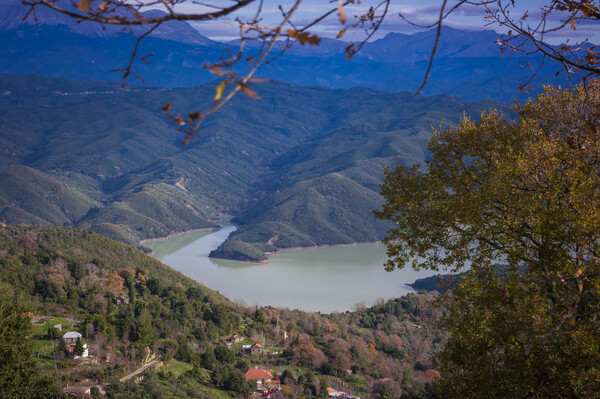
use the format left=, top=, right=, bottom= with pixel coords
left=31, top=316, right=77, bottom=336
left=200, top=386, right=233, bottom=399
left=161, top=360, right=194, bottom=378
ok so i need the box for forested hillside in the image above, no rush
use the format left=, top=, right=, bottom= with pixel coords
left=0, top=75, right=515, bottom=261
left=0, top=224, right=446, bottom=398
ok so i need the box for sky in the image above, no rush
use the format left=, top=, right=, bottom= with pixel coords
left=161, top=0, right=600, bottom=44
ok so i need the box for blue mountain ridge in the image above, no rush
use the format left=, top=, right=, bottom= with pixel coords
left=0, top=0, right=575, bottom=102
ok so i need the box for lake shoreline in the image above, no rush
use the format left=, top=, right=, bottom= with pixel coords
left=139, top=227, right=218, bottom=245
left=147, top=226, right=435, bottom=312
left=145, top=224, right=383, bottom=264
left=277, top=240, right=382, bottom=252
left=212, top=240, right=384, bottom=264
left=260, top=240, right=383, bottom=262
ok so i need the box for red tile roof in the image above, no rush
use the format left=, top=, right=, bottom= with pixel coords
left=245, top=369, right=273, bottom=380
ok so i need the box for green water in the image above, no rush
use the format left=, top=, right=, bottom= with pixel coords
left=142, top=229, right=215, bottom=259
left=145, top=225, right=436, bottom=313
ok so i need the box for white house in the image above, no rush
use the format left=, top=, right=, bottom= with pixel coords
left=63, top=331, right=82, bottom=345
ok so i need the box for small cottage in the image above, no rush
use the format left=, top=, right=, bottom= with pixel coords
left=63, top=384, right=91, bottom=398
left=244, top=368, right=274, bottom=391
left=226, top=334, right=244, bottom=344
left=250, top=343, right=263, bottom=354
left=63, top=331, right=82, bottom=345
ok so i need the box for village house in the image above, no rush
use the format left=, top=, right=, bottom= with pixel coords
left=244, top=368, right=277, bottom=392
left=62, top=331, right=89, bottom=359
left=225, top=334, right=244, bottom=345
left=250, top=343, right=263, bottom=355
left=63, top=384, right=91, bottom=398
left=63, top=331, right=82, bottom=345
left=327, top=387, right=360, bottom=399
left=66, top=343, right=89, bottom=359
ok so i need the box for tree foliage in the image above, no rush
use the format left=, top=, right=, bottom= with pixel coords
left=376, top=80, right=600, bottom=397
left=0, top=284, right=62, bottom=398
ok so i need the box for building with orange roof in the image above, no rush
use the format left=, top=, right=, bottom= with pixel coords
left=244, top=368, right=274, bottom=391
left=250, top=343, right=263, bottom=354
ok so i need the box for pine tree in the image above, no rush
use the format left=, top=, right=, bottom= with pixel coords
left=74, top=337, right=85, bottom=357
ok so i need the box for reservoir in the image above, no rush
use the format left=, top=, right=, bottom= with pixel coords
left=145, top=225, right=436, bottom=313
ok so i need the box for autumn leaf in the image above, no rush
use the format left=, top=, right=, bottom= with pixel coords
left=162, top=102, right=172, bottom=112
left=237, top=82, right=259, bottom=100
left=209, top=66, right=232, bottom=76
left=584, top=47, right=599, bottom=65
left=337, top=27, right=348, bottom=39
left=286, top=29, right=321, bottom=46
left=77, top=0, right=91, bottom=12
left=214, top=80, right=226, bottom=104
left=188, top=111, right=200, bottom=121
left=338, top=0, right=346, bottom=24
left=344, top=43, right=355, bottom=60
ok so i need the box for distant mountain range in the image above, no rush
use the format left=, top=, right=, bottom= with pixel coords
left=0, top=75, right=515, bottom=261
left=1, top=0, right=572, bottom=102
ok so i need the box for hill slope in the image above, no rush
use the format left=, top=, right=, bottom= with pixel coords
left=212, top=93, right=510, bottom=261
left=0, top=75, right=515, bottom=259
left=0, top=224, right=447, bottom=398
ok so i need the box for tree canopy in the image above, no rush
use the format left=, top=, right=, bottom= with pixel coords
left=0, top=283, right=62, bottom=398
left=376, top=80, right=600, bottom=396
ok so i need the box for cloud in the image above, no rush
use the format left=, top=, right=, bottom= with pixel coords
left=183, top=0, right=599, bottom=44
left=190, top=21, right=242, bottom=40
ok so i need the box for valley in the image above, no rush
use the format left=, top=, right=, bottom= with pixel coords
left=1, top=1, right=594, bottom=396
left=0, top=75, right=515, bottom=262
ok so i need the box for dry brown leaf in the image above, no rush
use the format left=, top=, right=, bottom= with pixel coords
left=237, top=82, right=259, bottom=100
left=286, top=29, right=321, bottom=46
left=338, top=0, right=346, bottom=24
left=77, top=0, right=91, bottom=12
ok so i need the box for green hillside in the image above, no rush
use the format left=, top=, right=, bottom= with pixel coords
left=0, top=224, right=447, bottom=398
left=0, top=165, right=99, bottom=225
left=0, top=75, right=515, bottom=257
left=213, top=173, right=390, bottom=261
left=213, top=95, right=514, bottom=261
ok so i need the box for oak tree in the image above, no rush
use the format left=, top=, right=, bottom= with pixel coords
left=376, top=80, right=600, bottom=397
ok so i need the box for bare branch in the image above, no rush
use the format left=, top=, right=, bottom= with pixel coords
left=415, top=0, right=448, bottom=97
left=111, top=22, right=162, bottom=85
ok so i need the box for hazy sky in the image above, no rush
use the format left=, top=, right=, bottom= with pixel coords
left=164, top=0, right=599, bottom=43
